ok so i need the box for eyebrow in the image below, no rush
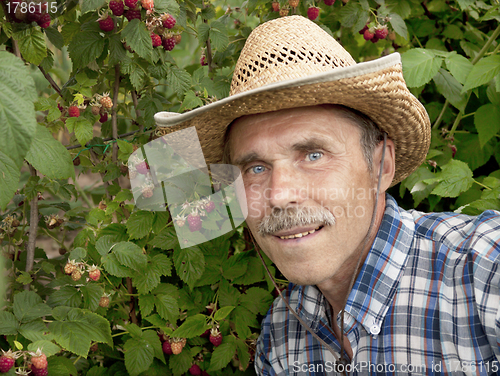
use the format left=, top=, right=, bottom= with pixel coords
left=232, top=137, right=329, bottom=167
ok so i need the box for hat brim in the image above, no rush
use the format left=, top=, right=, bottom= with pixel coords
left=154, top=53, right=430, bottom=186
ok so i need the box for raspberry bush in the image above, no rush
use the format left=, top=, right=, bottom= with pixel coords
left=1, top=0, right=500, bottom=375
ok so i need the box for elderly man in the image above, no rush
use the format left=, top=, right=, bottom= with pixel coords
left=155, top=16, right=500, bottom=376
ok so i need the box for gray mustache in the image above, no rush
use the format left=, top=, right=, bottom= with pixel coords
left=257, top=206, right=336, bottom=236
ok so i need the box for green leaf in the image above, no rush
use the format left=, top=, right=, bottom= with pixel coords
left=14, top=28, right=47, bottom=65
left=386, top=0, right=411, bottom=18
left=25, top=125, right=75, bottom=179
left=121, top=19, right=153, bottom=62
left=13, top=291, right=52, bottom=323
left=426, top=160, right=474, bottom=197
left=442, top=24, right=463, bottom=40
left=0, top=311, right=19, bottom=335
left=455, top=133, right=495, bottom=171
left=221, top=253, right=248, bottom=280
left=81, top=284, right=105, bottom=311
left=208, top=341, right=237, bottom=371
left=401, top=48, right=442, bottom=88
left=198, top=23, right=210, bottom=43
left=49, top=307, right=113, bottom=357
left=148, top=227, right=178, bottom=250
left=68, top=31, right=106, bottom=69
left=239, top=287, right=273, bottom=315
left=338, top=1, right=362, bottom=28
left=80, top=0, right=107, bottom=13
left=154, top=294, right=179, bottom=322
left=139, top=295, right=155, bottom=317
left=475, top=104, right=500, bottom=148
left=124, top=337, right=154, bottom=376
left=456, top=0, right=474, bottom=10
left=27, top=340, right=60, bottom=357
left=169, top=348, right=192, bottom=375
left=433, top=69, right=467, bottom=112
left=73, top=117, right=94, bottom=147
left=113, top=242, right=148, bottom=271
left=143, top=330, right=165, bottom=363
left=0, top=51, right=37, bottom=210
left=388, top=12, right=408, bottom=39
left=44, top=26, right=65, bottom=49
left=173, top=246, right=205, bottom=287
left=47, top=286, right=82, bottom=308
left=109, top=34, right=128, bottom=66
left=69, top=247, right=87, bottom=262
left=19, top=320, right=51, bottom=342
left=127, top=210, right=155, bottom=239
left=96, top=235, right=116, bottom=256
left=102, top=253, right=135, bottom=277
left=218, top=278, right=240, bottom=307
left=210, top=21, right=228, bottom=52
left=134, top=265, right=161, bottom=294
left=86, top=366, right=108, bottom=376
left=463, top=55, right=500, bottom=92
left=180, top=90, right=204, bottom=112
left=167, top=66, right=191, bottom=97
left=445, top=52, right=473, bottom=85
left=214, top=306, right=234, bottom=321
left=172, top=314, right=210, bottom=338
left=47, top=356, right=79, bottom=376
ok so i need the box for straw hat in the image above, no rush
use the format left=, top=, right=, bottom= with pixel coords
left=154, top=15, right=431, bottom=185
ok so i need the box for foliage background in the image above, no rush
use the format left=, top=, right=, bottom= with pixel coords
left=0, top=0, right=499, bottom=374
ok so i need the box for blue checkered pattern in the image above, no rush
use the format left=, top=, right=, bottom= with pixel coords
left=255, top=195, right=500, bottom=375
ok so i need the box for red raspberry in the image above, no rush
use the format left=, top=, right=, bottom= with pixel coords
left=99, top=113, right=108, bottom=123
left=359, top=24, right=368, bottom=35
left=288, top=0, right=299, bottom=8
left=187, top=213, right=202, bottom=232
left=173, top=33, right=182, bottom=44
left=109, top=0, right=125, bottom=16
left=201, top=372, right=210, bottom=376
left=0, top=354, right=15, bottom=373
left=162, top=37, right=175, bottom=51
left=189, top=364, right=201, bottom=375
left=141, top=0, right=153, bottom=10
left=125, top=8, right=141, bottom=21
left=31, top=353, right=47, bottom=369
left=162, top=13, right=176, bottom=29
left=307, top=6, right=319, bottom=21
left=205, top=200, right=215, bottom=213
left=374, top=25, right=389, bottom=40
left=209, top=329, right=222, bottom=347
left=124, top=0, right=137, bottom=7
left=151, top=33, right=162, bottom=47
left=363, top=28, right=374, bottom=41
left=89, top=268, right=101, bottom=281
left=200, top=55, right=207, bottom=66
left=370, top=36, right=379, bottom=43
left=30, top=364, right=48, bottom=376
left=170, top=338, right=186, bottom=355
left=99, top=296, right=110, bottom=308
left=271, top=1, right=279, bottom=11
left=27, top=9, right=42, bottom=23
left=68, top=106, right=80, bottom=117
left=142, top=186, right=154, bottom=198
left=162, top=340, right=173, bottom=354
left=64, top=261, right=77, bottom=275
left=135, top=161, right=149, bottom=174
left=323, top=0, right=335, bottom=4
left=98, top=15, right=114, bottom=32
left=37, top=12, right=51, bottom=28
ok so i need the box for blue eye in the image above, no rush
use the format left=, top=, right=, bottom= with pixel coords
left=251, top=165, right=266, bottom=174
left=306, top=152, right=323, bottom=161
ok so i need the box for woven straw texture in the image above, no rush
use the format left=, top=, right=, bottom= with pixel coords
left=155, top=16, right=431, bottom=186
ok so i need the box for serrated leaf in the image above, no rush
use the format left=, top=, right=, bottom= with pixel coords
left=148, top=227, right=178, bottom=250
left=0, top=311, right=19, bottom=335
left=475, top=104, right=500, bottom=148
left=68, top=31, right=105, bottom=69
left=456, top=0, right=474, bottom=10
left=122, top=19, right=153, bottom=61
left=172, top=314, right=210, bottom=338
left=143, top=330, right=165, bottom=363
left=198, top=23, right=210, bottom=43
left=455, top=133, right=495, bottom=171
left=180, top=90, right=204, bottom=112
left=96, top=235, right=116, bottom=256
left=154, top=294, right=178, bottom=322
left=124, top=337, right=154, bottom=376
left=139, top=295, right=155, bottom=317
left=13, top=291, right=52, bottom=323
left=433, top=69, right=467, bottom=112
left=130, top=68, right=147, bottom=91
left=109, top=34, right=127, bottom=66
left=44, top=26, right=65, bottom=49
left=18, top=320, right=50, bottom=342
left=401, top=48, right=442, bottom=88
left=47, top=286, right=82, bottom=308
left=80, top=0, right=107, bottom=13
left=388, top=12, right=408, bottom=38
left=239, top=287, right=273, bottom=315
left=81, top=284, right=105, bottom=311
left=25, top=125, right=75, bottom=180
left=102, top=252, right=135, bottom=277
left=49, top=307, right=113, bottom=357
left=428, top=160, right=474, bottom=197
left=74, top=117, right=94, bottom=147
left=386, top=0, right=411, bottom=19
left=47, top=356, right=79, bottom=376
left=127, top=211, right=155, bottom=239
left=0, top=51, right=37, bottom=210
left=208, top=341, right=237, bottom=371
left=214, top=306, right=234, bottom=321
left=173, top=246, right=205, bottom=287
left=14, top=28, right=47, bottom=65
left=134, top=265, right=161, bottom=294
left=27, top=340, right=60, bottom=357
left=169, top=348, right=192, bottom=375
left=112, top=242, right=148, bottom=271
left=210, top=21, right=228, bottom=52
left=463, top=55, right=500, bottom=92
left=339, top=1, right=362, bottom=28
left=167, top=66, right=191, bottom=97
left=445, top=53, right=473, bottom=85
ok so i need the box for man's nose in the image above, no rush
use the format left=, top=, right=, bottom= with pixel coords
left=268, top=165, right=307, bottom=208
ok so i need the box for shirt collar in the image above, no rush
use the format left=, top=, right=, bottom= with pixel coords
left=293, top=194, right=415, bottom=335
left=344, top=194, right=415, bottom=334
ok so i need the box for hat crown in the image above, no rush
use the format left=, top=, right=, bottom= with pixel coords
left=230, top=16, right=356, bottom=95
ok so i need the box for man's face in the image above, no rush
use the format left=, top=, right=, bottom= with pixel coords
left=229, top=105, right=383, bottom=286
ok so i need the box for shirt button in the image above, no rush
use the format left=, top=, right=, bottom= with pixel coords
left=370, top=325, right=380, bottom=335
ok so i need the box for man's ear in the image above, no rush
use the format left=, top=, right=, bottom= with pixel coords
left=373, top=136, right=395, bottom=193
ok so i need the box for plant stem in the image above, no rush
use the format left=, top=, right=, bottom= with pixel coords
left=474, top=180, right=492, bottom=190
left=471, top=24, right=500, bottom=65
left=38, top=65, right=63, bottom=98
left=131, top=91, right=142, bottom=132
left=112, top=64, right=121, bottom=165
left=25, top=165, right=39, bottom=290
left=73, top=178, right=94, bottom=208
left=448, top=92, right=471, bottom=138
left=432, top=99, right=449, bottom=129
left=126, top=277, right=138, bottom=324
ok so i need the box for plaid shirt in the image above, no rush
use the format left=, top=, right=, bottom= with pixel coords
left=255, top=195, right=500, bottom=375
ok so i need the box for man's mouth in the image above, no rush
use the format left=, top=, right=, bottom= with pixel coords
left=274, top=225, right=323, bottom=240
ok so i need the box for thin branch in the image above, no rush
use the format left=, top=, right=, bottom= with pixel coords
left=126, top=277, right=138, bottom=324
left=111, top=64, right=121, bottom=164
left=65, top=130, right=144, bottom=150
left=202, top=0, right=213, bottom=73
left=38, top=65, right=63, bottom=98
left=131, top=91, right=142, bottom=132
left=25, top=165, right=39, bottom=290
